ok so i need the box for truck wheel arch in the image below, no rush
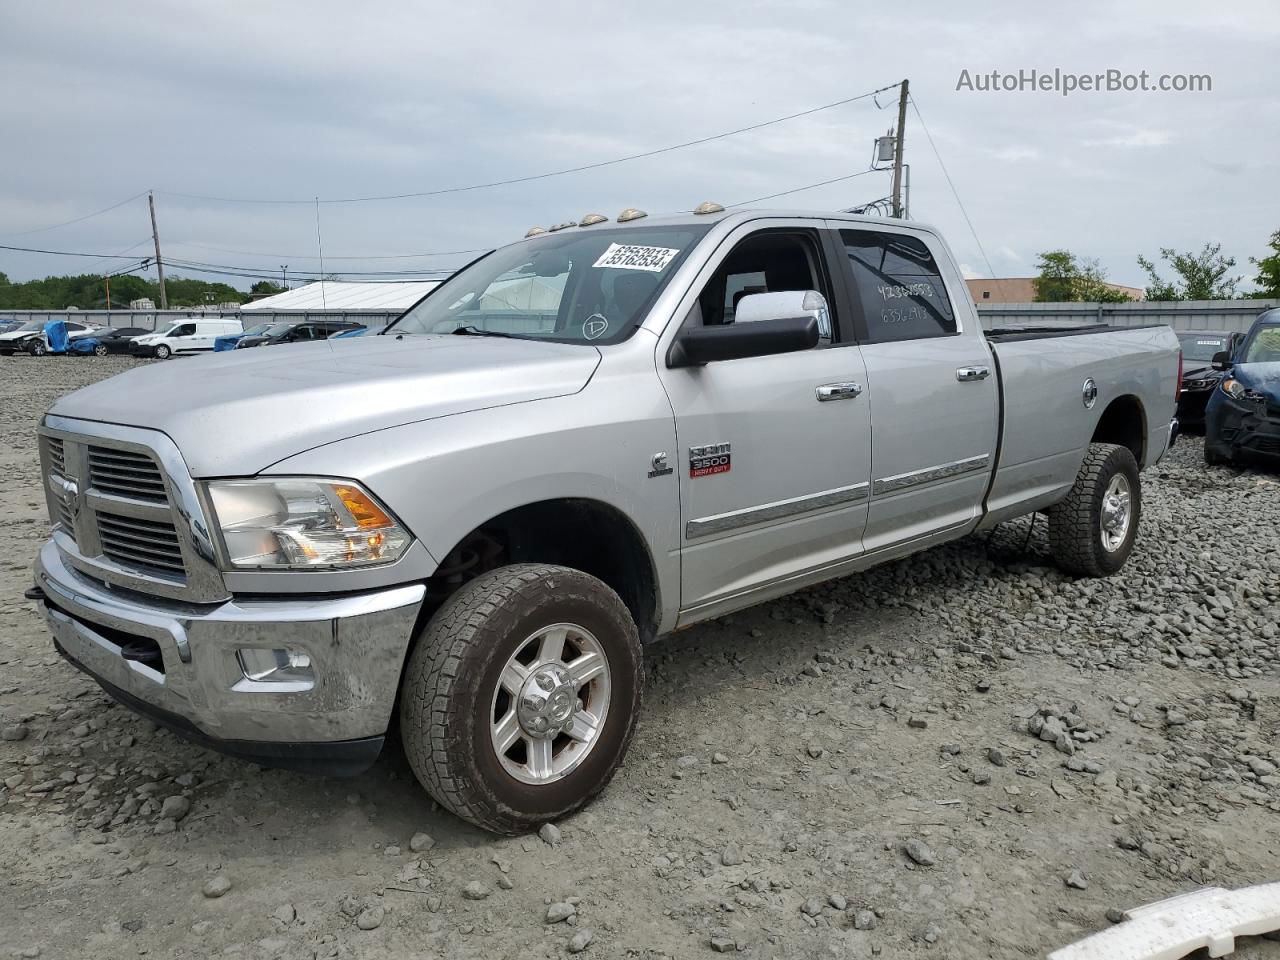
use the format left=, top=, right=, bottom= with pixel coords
left=423, top=498, right=661, bottom=644
left=1090, top=395, right=1147, bottom=467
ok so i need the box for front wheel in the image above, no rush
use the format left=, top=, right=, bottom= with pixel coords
left=153, top=344, right=171, bottom=360
left=27, top=340, right=47, bottom=357
left=400, top=563, right=643, bottom=835
left=1048, top=442, right=1141, bottom=577
left=93, top=343, right=108, bottom=357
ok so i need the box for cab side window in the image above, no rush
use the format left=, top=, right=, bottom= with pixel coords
left=841, top=230, right=956, bottom=344
left=695, top=231, right=836, bottom=341
left=170, top=323, right=196, bottom=338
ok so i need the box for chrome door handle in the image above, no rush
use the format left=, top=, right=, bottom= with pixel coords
left=816, top=382, right=863, bottom=402
left=956, top=366, right=991, bottom=382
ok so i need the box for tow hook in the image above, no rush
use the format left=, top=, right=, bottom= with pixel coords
left=24, top=586, right=47, bottom=602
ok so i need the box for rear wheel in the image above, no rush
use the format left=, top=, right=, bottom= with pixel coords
left=1048, top=442, right=1141, bottom=577
left=93, top=343, right=108, bottom=357
left=153, top=344, right=171, bottom=360
left=399, top=563, right=643, bottom=835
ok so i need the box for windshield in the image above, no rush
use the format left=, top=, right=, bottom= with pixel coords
left=1240, top=324, right=1280, bottom=364
left=241, top=322, right=273, bottom=336
left=391, top=224, right=711, bottom=345
left=1177, top=332, right=1231, bottom=363
left=264, top=322, right=296, bottom=336
left=16, top=320, right=44, bottom=332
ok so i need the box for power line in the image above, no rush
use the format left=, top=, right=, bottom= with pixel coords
left=727, top=169, right=882, bottom=207
left=157, top=83, right=901, bottom=205
left=167, top=239, right=490, bottom=261
left=0, top=191, right=149, bottom=238
left=908, top=95, right=996, bottom=278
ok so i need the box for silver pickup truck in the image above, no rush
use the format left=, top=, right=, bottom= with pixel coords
left=28, top=207, right=1181, bottom=833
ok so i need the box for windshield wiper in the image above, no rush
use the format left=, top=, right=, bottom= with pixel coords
left=451, top=325, right=517, bottom=339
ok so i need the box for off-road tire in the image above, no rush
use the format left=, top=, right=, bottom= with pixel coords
left=399, top=563, right=643, bottom=835
left=153, top=344, right=171, bottom=360
left=1048, top=442, right=1141, bottom=577
left=1204, top=443, right=1231, bottom=466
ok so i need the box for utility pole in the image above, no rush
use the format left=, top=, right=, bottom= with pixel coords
left=104, top=274, right=111, bottom=310
left=148, top=191, right=168, bottom=309
left=280, top=265, right=289, bottom=290
left=890, top=79, right=909, bottom=219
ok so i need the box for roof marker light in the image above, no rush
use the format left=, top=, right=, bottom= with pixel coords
left=525, top=227, right=547, bottom=238
left=693, top=201, right=725, bottom=215
left=547, top=221, right=575, bottom=232
left=617, top=208, right=648, bottom=222
left=579, top=213, right=608, bottom=226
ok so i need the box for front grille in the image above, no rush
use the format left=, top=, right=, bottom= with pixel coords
left=47, top=437, right=66, bottom=474
left=96, top=511, right=186, bottom=577
left=87, top=446, right=167, bottom=502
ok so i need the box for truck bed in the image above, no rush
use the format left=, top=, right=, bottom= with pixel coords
left=980, top=323, right=1180, bottom=528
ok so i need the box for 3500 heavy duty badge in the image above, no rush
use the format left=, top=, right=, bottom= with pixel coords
left=689, top=442, right=731, bottom=478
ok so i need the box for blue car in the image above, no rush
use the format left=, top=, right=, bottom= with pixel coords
left=1204, top=308, right=1280, bottom=465
left=214, top=321, right=276, bottom=352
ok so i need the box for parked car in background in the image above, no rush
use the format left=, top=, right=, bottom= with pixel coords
left=214, top=321, right=275, bottom=352
left=28, top=207, right=1180, bottom=835
left=0, top=319, right=100, bottom=355
left=1176, top=330, right=1241, bottom=429
left=70, top=327, right=153, bottom=357
left=235, top=319, right=362, bottom=348
left=130, top=319, right=244, bottom=359
left=0, top=320, right=22, bottom=335
left=1205, top=309, right=1280, bottom=464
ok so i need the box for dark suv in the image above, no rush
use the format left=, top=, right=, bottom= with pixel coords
left=235, top=320, right=364, bottom=349
left=1204, top=310, right=1280, bottom=465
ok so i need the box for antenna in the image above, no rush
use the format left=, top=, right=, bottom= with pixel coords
left=314, top=197, right=328, bottom=310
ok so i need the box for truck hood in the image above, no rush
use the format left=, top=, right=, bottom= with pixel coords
left=49, top=334, right=601, bottom=476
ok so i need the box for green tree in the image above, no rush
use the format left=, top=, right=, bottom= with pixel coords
left=1074, top=257, right=1133, bottom=303
left=1250, top=230, right=1280, bottom=298
left=1033, top=250, right=1079, bottom=301
left=250, top=280, right=285, bottom=297
left=1137, top=243, right=1240, bottom=301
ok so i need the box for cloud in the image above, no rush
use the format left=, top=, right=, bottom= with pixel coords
left=1083, top=127, right=1174, bottom=148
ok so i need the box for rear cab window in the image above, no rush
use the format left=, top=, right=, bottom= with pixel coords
left=839, top=229, right=957, bottom=344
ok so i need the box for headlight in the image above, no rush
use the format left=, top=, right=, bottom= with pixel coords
left=206, top=478, right=411, bottom=569
left=1220, top=378, right=1247, bottom=400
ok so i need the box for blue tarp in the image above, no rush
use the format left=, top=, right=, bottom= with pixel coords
left=70, top=337, right=101, bottom=354
left=43, top=319, right=69, bottom=354
left=330, top=326, right=367, bottom=339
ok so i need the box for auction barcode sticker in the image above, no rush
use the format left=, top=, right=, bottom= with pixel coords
left=593, top=243, right=680, bottom=272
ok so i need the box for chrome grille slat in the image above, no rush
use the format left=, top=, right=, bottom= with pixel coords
left=87, top=445, right=167, bottom=503
left=47, top=437, right=66, bottom=475
left=97, top=509, right=185, bottom=575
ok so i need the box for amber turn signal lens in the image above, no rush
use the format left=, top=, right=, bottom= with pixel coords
left=335, top=485, right=394, bottom=528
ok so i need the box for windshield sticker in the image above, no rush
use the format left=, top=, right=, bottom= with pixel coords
left=593, top=243, right=680, bottom=272
left=583, top=314, right=610, bottom=340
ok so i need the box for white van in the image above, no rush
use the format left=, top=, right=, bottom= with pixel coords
left=131, top=319, right=243, bottom=359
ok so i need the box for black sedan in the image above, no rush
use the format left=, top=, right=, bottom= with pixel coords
left=1204, top=311, right=1280, bottom=465
left=235, top=320, right=363, bottom=349
left=1176, top=330, right=1240, bottom=430
left=71, top=326, right=152, bottom=356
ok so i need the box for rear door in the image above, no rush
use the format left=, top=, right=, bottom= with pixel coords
left=656, top=220, right=873, bottom=620
left=834, top=226, right=998, bottom=553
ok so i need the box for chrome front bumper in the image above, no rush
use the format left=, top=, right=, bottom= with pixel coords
left=33, top=539, right=424, bottom=771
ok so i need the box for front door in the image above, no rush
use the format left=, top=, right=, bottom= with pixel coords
left=835, top=227, right=999, bottom=553
left=656, top=222, right=873, bottom=620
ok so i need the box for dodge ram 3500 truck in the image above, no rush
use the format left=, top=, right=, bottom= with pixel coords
left=28, top=207, right=1181, bottom=833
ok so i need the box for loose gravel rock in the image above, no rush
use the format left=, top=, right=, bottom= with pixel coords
left=3, top=360, right=1280, bottom=960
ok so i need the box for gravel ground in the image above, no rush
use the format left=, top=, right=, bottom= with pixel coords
left=2, top=355, right=1280, bottom=960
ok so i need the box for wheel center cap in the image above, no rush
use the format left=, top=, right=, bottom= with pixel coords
left=1103, top=496, right=1127, bottom=531
left=517, top=664, right=577, bottom=739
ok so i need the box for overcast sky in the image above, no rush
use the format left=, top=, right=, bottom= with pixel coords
left=2, top=0, right=1278, bottom=291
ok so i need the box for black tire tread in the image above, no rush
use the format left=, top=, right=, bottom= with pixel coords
left=1048, top=442, right=1139, bottom=577
left=400, top=563, right=641, bottom=835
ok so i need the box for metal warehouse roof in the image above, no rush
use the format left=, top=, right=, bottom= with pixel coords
left=242, top=280, right=440, bottom=311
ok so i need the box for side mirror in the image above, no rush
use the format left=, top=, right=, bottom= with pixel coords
left=668, top=289, right=829, bottom=367
left=1211, top=350, right=1232, bottom=372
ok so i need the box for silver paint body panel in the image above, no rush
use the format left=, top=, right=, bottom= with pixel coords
left=32, top=208, right=1179, bottom=744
